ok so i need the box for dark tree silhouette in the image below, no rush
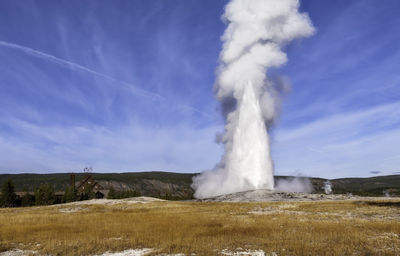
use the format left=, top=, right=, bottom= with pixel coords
left=0, top=180, right=17, bottom=207
left=35, top=184, right=56, bottom=205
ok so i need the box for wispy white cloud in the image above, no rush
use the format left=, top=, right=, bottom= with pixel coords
left=273, top=102, right=400, bottom=178
left=0, top=117, right=222, bottom=173
left=1, top=0, right=399, bottom=178
left=0, top=41, right=160, bottom=99
left=0, top=40, right=212, bottom=118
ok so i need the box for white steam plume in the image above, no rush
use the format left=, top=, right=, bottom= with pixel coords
left=275, top=176, right=313, bottom=193
left=193, top=0, right=314, bottom=198
left=323, top=180, right=332, bottom=194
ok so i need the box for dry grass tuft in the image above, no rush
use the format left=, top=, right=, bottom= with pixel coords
left=0, top=199, right=399, bottom=255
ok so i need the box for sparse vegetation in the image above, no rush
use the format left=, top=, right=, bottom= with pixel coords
left=0, top=199, right=399, bottom=255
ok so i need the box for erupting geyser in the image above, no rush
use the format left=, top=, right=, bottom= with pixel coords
left=226, top=81, right=274, bottom=191
left=193, top=0, right=314, bottom=198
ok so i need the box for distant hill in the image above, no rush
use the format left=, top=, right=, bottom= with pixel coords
left=330, top=175, right=400, bottom=196
left=0, top=172, right=399, bottom=199
left=0, top=172, right=196, bottom=200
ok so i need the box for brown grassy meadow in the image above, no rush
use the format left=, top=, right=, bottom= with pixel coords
left=0, top=199, right=399, bottom=255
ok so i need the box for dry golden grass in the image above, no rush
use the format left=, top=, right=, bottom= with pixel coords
left=0, top=199, right=399, bottom=255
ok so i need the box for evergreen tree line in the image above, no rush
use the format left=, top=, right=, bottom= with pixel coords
left=0, top=180, right=55, bottom=207
left=0, top=180, right=106, bottom=207
left=107, top=186, right=141, bottom=199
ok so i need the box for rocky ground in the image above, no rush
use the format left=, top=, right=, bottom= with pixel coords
left=198, top=189, right=397, bottom=202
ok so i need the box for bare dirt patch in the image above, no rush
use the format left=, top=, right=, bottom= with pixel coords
left=64, top=197, right=165, bottom=206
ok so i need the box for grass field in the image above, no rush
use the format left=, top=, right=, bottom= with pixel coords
left=0, top=198, right=399, bottom=255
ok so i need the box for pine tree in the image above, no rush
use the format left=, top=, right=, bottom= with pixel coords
left=35, top=184, right=56, bottom=205
left=63, top=186, right=77, bottom=203
left=0, top=180, right=17, bottom=207
left=120, top=190, right=128, bottom=198
left=21, top=187, right=35, bottom=207
left=107, top=186, right=116, bottom=199
left=83, top=184, right=95, bottom=200
left=135, top=189, right=141, bottom=197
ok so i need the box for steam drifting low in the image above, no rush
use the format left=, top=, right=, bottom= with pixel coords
left=193, top=0, right=314, bottom=198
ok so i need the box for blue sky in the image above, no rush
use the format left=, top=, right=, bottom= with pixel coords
left=0, top=0, right=399, bottom=178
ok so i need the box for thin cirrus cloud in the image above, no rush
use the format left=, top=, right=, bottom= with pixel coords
left=273, top=102, right=400, bottom=178
left=0, top=0, right=399, bottom=178
left=0, top=40, right=211, bottom=118
left=0, top=116, right=222, bottom=173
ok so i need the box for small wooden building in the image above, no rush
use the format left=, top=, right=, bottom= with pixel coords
left=70, top=174, right=106, bottom=199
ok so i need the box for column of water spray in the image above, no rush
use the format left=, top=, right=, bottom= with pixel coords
left=193, top=0, right=314, bottom=198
